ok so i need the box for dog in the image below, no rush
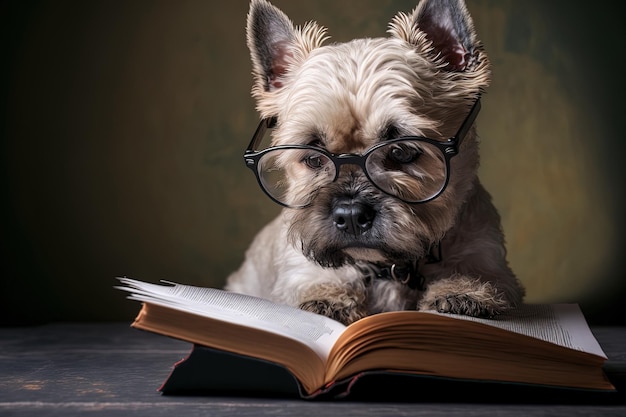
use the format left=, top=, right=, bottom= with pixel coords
left=226, top=0, right=525, bottom=325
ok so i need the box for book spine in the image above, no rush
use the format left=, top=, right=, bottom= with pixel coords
left=158, top=345, right=305, bottom=398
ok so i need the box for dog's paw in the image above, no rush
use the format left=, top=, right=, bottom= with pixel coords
left=299, top=299, right=366, bottom=325
left=298, top=283, right=367, bottom=325
left=430, top=293, right=503, bottom=318
left=418, top=275, right=511, bottom=318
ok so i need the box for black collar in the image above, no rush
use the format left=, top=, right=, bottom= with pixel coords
left=358, top=242, right=442, bottom=291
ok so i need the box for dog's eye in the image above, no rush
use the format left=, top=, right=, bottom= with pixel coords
left=303, top=155, right=325, bottom=170
left=389, top=144, right=421, bottom=164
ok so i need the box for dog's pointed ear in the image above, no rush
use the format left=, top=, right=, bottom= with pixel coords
left=389, top=0, right=479, bottom=72
left=247, top=0, right=327, bottom=95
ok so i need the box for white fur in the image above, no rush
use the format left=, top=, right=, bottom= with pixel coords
left=226, top=215, right=362, bottom=307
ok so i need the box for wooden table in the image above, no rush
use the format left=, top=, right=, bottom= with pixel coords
left=1, top=323, right=625, bottom=416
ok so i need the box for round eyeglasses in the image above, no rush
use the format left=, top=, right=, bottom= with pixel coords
left=243, top=99, right=481, bottom=208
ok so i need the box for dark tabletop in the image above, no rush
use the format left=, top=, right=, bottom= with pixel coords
left=1, top=323, right=625, bottom=417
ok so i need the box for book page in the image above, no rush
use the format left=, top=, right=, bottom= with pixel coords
left=117, top=278, right=346, bottom=361
left=426, top=304, right=606, bottom=358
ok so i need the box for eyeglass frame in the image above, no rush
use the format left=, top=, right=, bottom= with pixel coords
left=243, top=97, right=482, bottom=208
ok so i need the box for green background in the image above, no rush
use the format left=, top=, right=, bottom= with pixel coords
left=2, top=0, right=625, bottom=325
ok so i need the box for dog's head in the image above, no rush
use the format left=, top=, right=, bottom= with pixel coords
left=244, top=0, right=491, bottom=267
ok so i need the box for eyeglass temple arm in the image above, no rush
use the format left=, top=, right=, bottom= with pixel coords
left=249, top=102, right=479, bottom=151
left=246, top=117, right=278, bottom=152
left=453, top=98, right=481, bottom=146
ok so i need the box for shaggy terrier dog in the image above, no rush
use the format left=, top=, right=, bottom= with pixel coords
left=226, top=0, right=525, bottom=324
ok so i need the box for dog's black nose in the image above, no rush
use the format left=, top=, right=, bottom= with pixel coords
left=332, top=199, right=376, bottom=235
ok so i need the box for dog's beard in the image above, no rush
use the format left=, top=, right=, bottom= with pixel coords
left=286, top=178, right=452, bottom=268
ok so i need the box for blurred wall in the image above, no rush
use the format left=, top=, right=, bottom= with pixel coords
left=1, top=0, right=624, bottom=325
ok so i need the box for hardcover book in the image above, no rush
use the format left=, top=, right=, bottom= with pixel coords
left=116, top=278, right=616, bottom=400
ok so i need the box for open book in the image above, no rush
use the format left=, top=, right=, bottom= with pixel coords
left=116, top=278, right=615, bottom=398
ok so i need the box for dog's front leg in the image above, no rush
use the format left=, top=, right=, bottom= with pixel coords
left=416, top=184, right=525, bottom=318
left=298, top=281, right=368, bottom=325
left=418, top=274, right=513, bottom=318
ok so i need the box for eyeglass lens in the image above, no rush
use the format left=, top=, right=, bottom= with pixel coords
left=257, top=140, right=447, bottom=207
